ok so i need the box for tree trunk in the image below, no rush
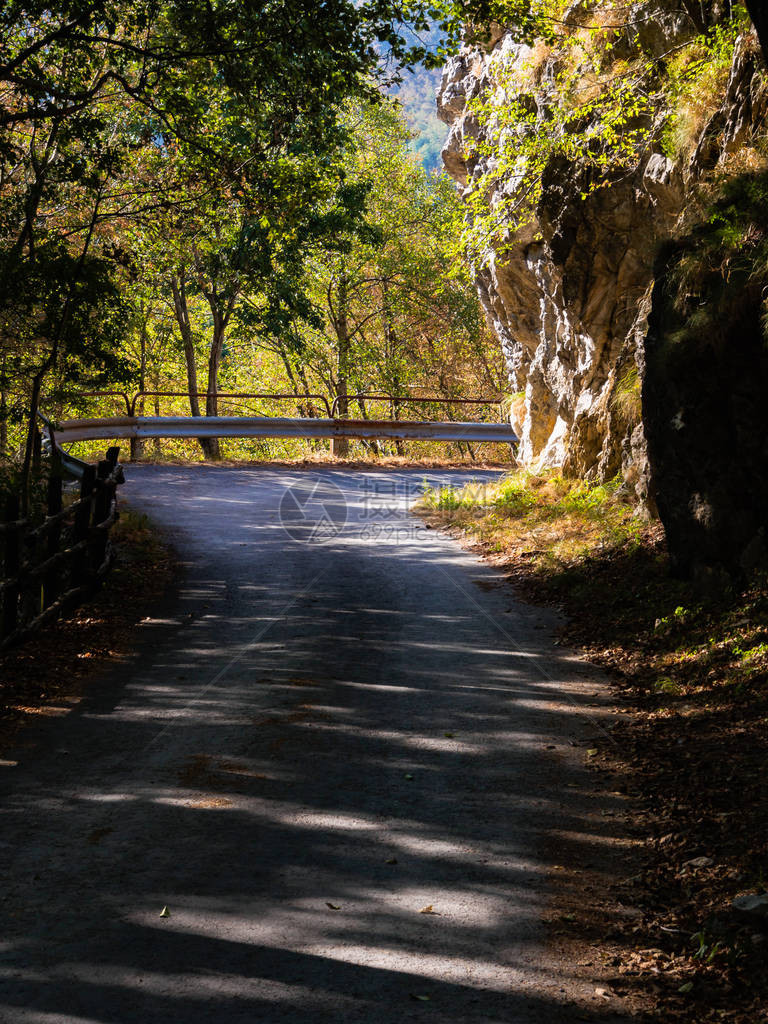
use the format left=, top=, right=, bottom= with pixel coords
left=746, top=1, right=768, bottom=66
left=153, top=376, right=162, bottom=457
left=203, top=313, right=226, bottom=461
left=387, top=343, right=405, bottom=457
left=0, top=354, right=7, bottom=461
left=130, top=306, right=149, bottom=462
left=169, top=272, right=217, bottom=458
left=332, top=274, right=350, bottom=458
left=356, top=397, right=380, bottom=456
left=20, top=183, right=103, bottom=511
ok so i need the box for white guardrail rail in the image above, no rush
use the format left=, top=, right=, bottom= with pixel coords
left=52, top=415, right=519, bottom=445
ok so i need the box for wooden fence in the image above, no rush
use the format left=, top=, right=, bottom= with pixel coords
left=0, top=446, right=124, bottom=651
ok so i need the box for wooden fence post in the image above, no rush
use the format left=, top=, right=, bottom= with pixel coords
left=92, top=459, right=112, bottom=573
left=73, top=465, right=96, bottom=590
left=2, top=494, right=20, bottom=642
left=43, top=473, right=63, bottom=610
left=32, top=427, right=42, bottom=476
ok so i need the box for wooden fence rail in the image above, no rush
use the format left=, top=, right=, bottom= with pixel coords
left=0, top=445, right=124, bottom=651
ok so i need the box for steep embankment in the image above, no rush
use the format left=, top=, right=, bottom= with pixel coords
left=437, top=2, right=767, bottom=576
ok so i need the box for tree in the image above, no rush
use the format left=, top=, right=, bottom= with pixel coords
left=745, top=1, right=768, bottom=65
left=0, top=0, right=458, bottom=485
left=294, top=100, right=497, bottom=457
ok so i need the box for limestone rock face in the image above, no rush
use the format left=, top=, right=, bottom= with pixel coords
left=436, top=7, right=763, bottom=509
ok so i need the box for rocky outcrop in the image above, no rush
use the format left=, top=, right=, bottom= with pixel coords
left=436, top=4, right=765, bottom=517
left=643, top=232, right=768, bottom=586
left=641, top=27, right=768, bottom=582
left=641, top=33, right=768, bottom=583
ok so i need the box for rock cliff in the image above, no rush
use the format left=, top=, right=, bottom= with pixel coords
left=437, top=3, right=766, bottom=517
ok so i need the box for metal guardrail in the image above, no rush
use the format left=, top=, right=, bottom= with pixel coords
left=56, top=389, right=505, bottom=420
left=38, top=412, right=91, bottom=480
left=54, top=391, right=335, bottom=417
left=328, top=393, right=505, bottom=417
left=51, top=415, right=518, bottom=445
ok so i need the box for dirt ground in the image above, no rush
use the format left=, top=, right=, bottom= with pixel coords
left=0, top=508, right=175, bottom=750
left=422, top=506, right=768, bottom=1024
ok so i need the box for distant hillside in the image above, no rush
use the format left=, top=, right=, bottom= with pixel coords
left=391, top=65, right=445, bottom=172
left=384, top=21, right=446, bottom=173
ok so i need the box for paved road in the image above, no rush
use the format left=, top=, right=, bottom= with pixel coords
left=0, top=466, right=624, bottom=1023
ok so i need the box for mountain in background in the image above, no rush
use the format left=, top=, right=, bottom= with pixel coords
left=391, top=65, right=445, bottom=172
left=384, top=21, right=446, bottom=173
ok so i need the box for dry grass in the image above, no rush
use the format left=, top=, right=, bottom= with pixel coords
left=663, top=23, right=752, bottom=162
left=417, top=468, right=643, bottom=569
left=121, top=453, right=514, bottom=472
left=611, top=364, right=642, bottom=427
left=510, top=38, right=554, bottom=89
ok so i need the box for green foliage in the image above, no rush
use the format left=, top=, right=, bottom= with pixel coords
left=661, top=168, right=768, bottom=354
left=452, top=2, right=747, bottom=268
left=653, top=676, right=681, bottom=695
left=661, top=13, right=749, bottom=159
left=0, top=0, right=487, bottom=469
left=415, top=0, right=563, bottom=65
left=53, top=95, right=500, bottom=463
left=423, top=468, right=625, bottom=517
left=270, top=98, right=502, bottom=457
left=420, top=468, right=642, bottom=569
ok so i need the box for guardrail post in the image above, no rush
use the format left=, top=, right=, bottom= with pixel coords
left=2, top=495, right=20, bottom=642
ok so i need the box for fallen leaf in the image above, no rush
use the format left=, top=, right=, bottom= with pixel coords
left=684, top=856, right=714, bottom=869
left=159, top=906, right=170, bottom=918
left=326, top=902, right=341, bottom=910
left=419, top=904, right=437, bottom=914
left=587, top=748, right=599, bottom=757
left=409, top=994, right=431, bottom=1001
left=386, top=857, right=398, bottom=864
left=404, top=773, right=414, bottom=780
left=678, top=981, right=693, bottom=994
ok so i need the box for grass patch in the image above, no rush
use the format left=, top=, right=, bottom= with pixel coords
left=419, top=469, right=643, bottom=568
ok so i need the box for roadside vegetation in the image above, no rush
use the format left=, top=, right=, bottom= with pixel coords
left=459, top=2, right=758, bottom=266
left=0, top=507, right=174, bottom=745
left=0, top=1, right=510, bottom=482
left=420, top=470, right=643, bottom=566
left=419, top=472, right=768, bottom=1023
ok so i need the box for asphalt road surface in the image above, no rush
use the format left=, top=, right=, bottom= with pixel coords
left=0, top=466, right=626, bottom=1024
